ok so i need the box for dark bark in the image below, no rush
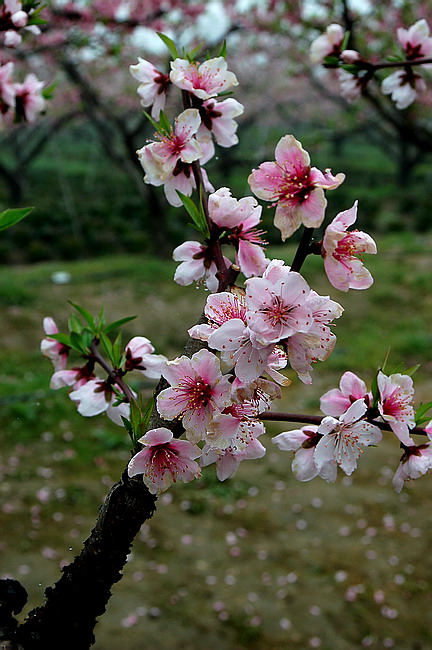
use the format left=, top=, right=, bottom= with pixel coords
left=14, top=472, right=157, bottom=649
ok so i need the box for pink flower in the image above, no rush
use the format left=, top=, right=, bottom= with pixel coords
left=272, top=425, right=337, bottom=482
left=392, top=444, right=432, bottom=493
left=309, top=24, right=345, bottom=64
left=69, top=379, right=131, bottom=426
left=137, top=110, right=214, bottom=206
left=377, top=371, right=416, bottom=445
left=130, top=57, right=170, bottom=118
left=320, top=371, right=371, bottom=417
left=0, top=62, right=16, bottom=109
left=50, top=363, right=96, bottom=391
left=338, top=69, right=368, bottom=102
left=286, top=291, right=343, bottom=384
left=40, top=317, right=69, bottom=371
left=315, top=399, right=382, bottom=476
left=137, top=108, right=202, bottom=181
left=198, top=98, right=244, bottom=148
left=245, top=268, right=312, bottom=345
left=170, top=57, right=238, bottom=100
left=397, top=19, right=432, bottom=59
left=248, top=135, right=345, bottom=240
left=194, top=290, right=277, bottom=384
left=128, top=427, right=201, bottom=494
left=172, top=240, right=231, bottom=292
left=200, top=425, right=265, bottom=481
left=124, top=336, right=167, bottom=379
left=208, top=187, right=269, bottom=277
left=322, top=202, right=377, bottom=291
left=156, top=349, right=232, bottom=442
left=381, top=69, right=426, bottom=109
left=14, top=73, right=45, bottom=123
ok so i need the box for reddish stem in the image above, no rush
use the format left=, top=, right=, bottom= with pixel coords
left=89, top=340, right=135, bottom=403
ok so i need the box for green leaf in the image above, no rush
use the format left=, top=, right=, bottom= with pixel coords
left=100, top=332, right=114, bottom=364
left=112, top=332, right=123, bottom=367
left=323, top=55, right=340, bottom=67
left=381, top=348, right=391, bottom=374
left=404, top=364, right=420, bottom=377
left=27, top=15, right=48, bottom=25
left=158, top=110, right=172, bottom=136
left=81, top=330, right=93, bottom=350
left=68, top=313, right=83, bottom=334
left=104, top=315, right=137, bottom=334
left=341, top=30, right=350, bottom=52
left=156, top=32, right=179, bottom=59
left=42, top=81, right=57, bottom=100
left=97, top=306, right=106, bottom=330
left=140, top=395, right=155, bottom=433
left=70, top=331, right=86, bottom=353
left=121, top=416, right=134, bottom=443
left=386, top=54, right=404, bottom=62
left=177, top=191, right=210, bottom=239
left=371, top=369, right=380, bottom=408
left=187, top=43, right=204, bottom=61
left=415, top=401, right=432, bottom=425
left=143, top=110, right=166, bottom=135
left=0, top=207, right=33, bottom=232
left=68, top=301, right=95, bottom=329
left=340, top=63, right=360, bottom=74
left=48, top=333, right=72, bottom=347
left=218, top=39, right=227, bottom=58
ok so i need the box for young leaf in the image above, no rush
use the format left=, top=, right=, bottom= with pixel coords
left=48, top=333, right=72, bottom=347
left=156, top=32, right=179, bottom=59
left=68, top=301, right=95, bottom=329
left=68, top=313, right=83, bottom=334
left=70, top=331, right=86, bottom=353
left=100, top=332, right=114, bottom=365
left=415, top=401, right=432, bottom=425
left=158, top=110, right=172, bottom=136
left=371, top=369, right=380, bottom=408
left=139, top=395, right=155, bottom=435
left=0, top=207, right=33, bottom=232
left=187, top=43, right=204, bottom=61
left=112, top=332, right=123, bottom=368
left=42, top=81, right=57, bottom=100
left=218, top=39, right=227, bottom=58
left=143, top=109, right=161, bottom=132
left=176, top=191, right=209, bottom=238
left=121, top=416, right=134, bottom=444
left=341, top=30, right=350, bottom=52
left=104, top=315, right=137, bottom=334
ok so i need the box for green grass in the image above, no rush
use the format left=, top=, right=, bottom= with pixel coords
left=1, top=237, right=432, bottom=649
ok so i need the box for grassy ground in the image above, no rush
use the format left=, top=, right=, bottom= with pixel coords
left=1, top=232, right=432, bottom=649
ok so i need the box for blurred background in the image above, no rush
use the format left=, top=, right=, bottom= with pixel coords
left=1, top=1, right=432, bottom=648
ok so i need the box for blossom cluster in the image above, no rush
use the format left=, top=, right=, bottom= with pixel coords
left=131, top=54, right=243, bottom=207
left=273, top=370, right=432, bottom=492
left=41, top=37, right=431, bottom=502
left=41, top=317, right=167, bottom=426
left=0, top=0, right=42, bottom=48
left=310, top=19, right=432, bottom=109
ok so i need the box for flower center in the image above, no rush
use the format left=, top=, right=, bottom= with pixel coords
left=261, top=295, right=293, bottom=326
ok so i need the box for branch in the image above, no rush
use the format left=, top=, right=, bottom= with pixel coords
left=15, top=472, right=157, bottom=649
left=260, top=411, right=428, bottom=436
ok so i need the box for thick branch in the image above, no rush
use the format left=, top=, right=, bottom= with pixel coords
left=15, top=472, right=157, bottom=649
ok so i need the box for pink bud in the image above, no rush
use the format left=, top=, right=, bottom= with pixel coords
left=340, top=49, right=361, bottom=63
left=4, top=30, right=22, bottom=48
left=11, top=10, right=28, bottom=27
